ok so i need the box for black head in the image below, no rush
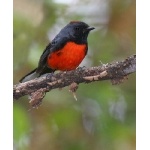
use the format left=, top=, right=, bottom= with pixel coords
left=60, top=21, right=95, bottom=44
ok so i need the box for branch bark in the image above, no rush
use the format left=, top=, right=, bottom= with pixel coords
left=13, top=55, right=136, bottom=107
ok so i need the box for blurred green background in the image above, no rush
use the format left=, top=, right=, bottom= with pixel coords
left=13, top=0, right=136, bottom=150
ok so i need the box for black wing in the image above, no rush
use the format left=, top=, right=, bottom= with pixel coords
left=36, top=34, right=68, bottom=75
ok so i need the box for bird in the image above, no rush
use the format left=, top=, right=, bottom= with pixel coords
left=20, top=21, right=95, bottom=83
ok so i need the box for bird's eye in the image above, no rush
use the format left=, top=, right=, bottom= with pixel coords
left=75, top=27, right=80, bottom=31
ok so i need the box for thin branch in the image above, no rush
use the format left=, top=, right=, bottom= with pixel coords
left=13, top=55, right=136, bottom=107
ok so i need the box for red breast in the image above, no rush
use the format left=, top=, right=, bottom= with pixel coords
left=47, top=42, right=87, bottom=71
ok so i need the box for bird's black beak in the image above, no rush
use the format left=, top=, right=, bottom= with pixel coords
left=86, top=26, right=95, bottom=32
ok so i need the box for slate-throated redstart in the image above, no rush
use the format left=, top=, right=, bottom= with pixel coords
left=20, top=21, right=95, bottom=82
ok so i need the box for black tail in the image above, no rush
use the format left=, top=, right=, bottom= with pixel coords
left=19, top=67, right=55, bottom=83
left=19, top=68, right=39, bottom=83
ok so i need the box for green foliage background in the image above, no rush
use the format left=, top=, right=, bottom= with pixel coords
left=14, top=0, right=136, bottom=150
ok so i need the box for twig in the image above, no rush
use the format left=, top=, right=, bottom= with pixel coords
left=13, top=55, right=136, bottom=107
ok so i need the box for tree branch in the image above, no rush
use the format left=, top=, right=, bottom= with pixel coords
left=13, top=55, right=136, bottom=107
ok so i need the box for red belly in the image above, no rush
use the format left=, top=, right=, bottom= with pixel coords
left=47, top=42, right=87, bottom=71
